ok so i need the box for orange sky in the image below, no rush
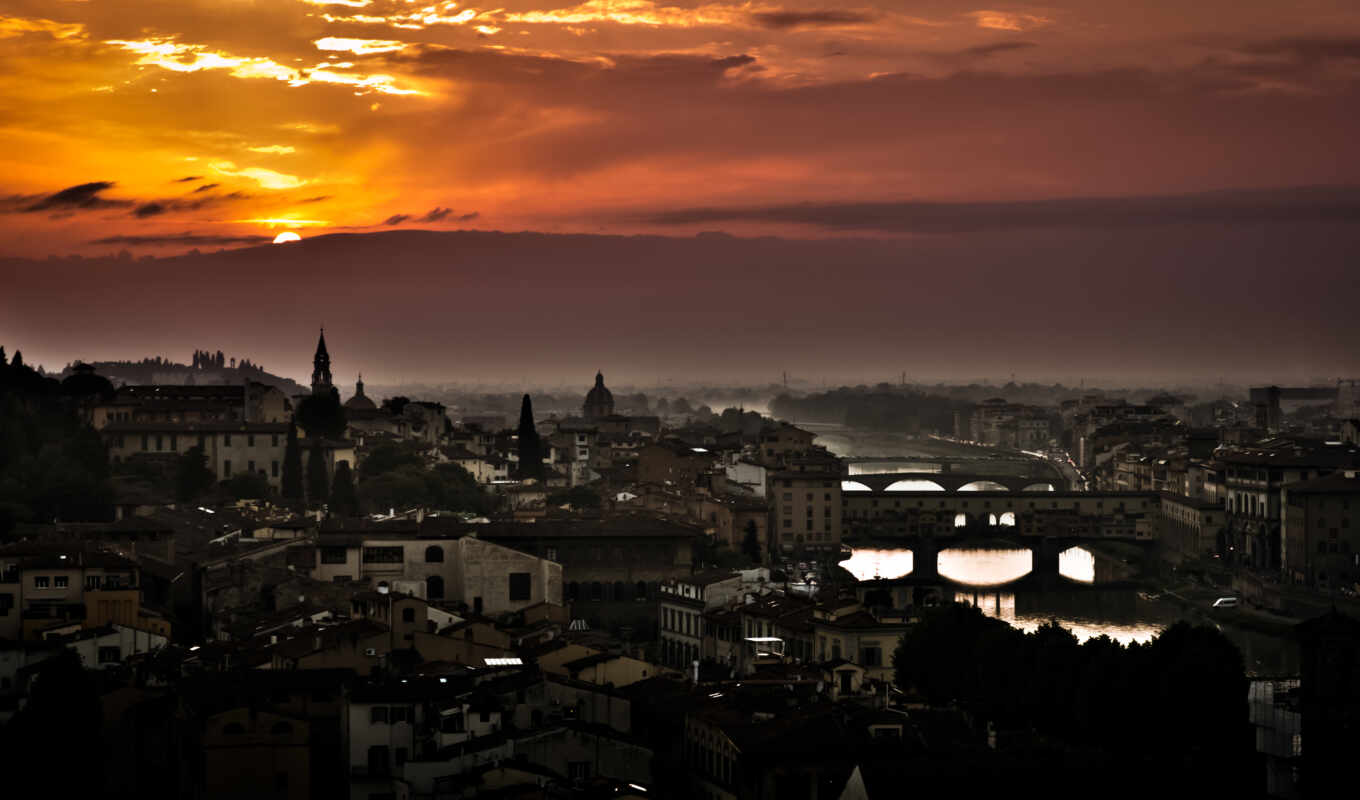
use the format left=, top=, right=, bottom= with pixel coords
left=2, top=0, right=1359, bottom=256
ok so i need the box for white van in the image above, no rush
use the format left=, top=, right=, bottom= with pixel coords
left=1211, top=597, right=1239, bottom=608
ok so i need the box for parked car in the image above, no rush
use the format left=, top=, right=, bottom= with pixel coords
left=1211, top=597, right=1239, bottom=608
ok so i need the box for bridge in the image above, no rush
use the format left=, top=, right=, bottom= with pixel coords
left=843, top=472, right=1063, bottom=493
left=842, top=454, right=1070, bottom=492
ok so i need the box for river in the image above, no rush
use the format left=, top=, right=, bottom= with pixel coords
left=808, top=423, right=1300, bottom=675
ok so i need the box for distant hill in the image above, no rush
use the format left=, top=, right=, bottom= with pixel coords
left=59, top=356, right=307, bottom=395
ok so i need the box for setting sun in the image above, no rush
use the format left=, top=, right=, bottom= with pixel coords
left=272, top=231, right=301, bottom=244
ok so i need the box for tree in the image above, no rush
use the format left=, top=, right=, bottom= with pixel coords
left=11, top=349, right=22, bottom=368
left=223, top=471, right=271, bottom=500
left=741, top=520, right=762, bottom=563
left=516, top=394, right=543, bottom=481
left=307, top=443, right=328, bottom=508
left=296, top=387, right=347, bottom=440
left=329, top=460, right=359, bottom=517
left=382, top=395, right=411, bottom=416
left=174, top=445, right=215, bottom=502
left=281, top=423, right=303, bottom=507
left=1, top=650, right=103, bottom=790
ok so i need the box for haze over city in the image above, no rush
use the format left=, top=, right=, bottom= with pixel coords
left=2, top=2, right=1358, bottom=799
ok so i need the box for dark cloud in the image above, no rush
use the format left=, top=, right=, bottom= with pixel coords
left=751, top=10, right=875, bottom=29
left=192, top=183, right=220, bottom=193
left=88, top=233, right=272, bottom=247
left=962, top=41, right=1038, bottom=57
left=1240, top=37, right=1360, bottom=62
left=383, top=214, right=411, bottom=225
left=299, top=195, right=331, bottom=204
left=640, top=186, right=1360, bottom=233
left=133, top=202, right=166, bottom=218
left=457, top=212, right=479, bottom=222
left=174, top=175, right=203, bottom=183
left=421, top=207, right=452, bottom=222
left=20, top=181, right=131, bottom=213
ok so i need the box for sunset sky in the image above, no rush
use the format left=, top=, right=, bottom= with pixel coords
left=1, top=1, right=1357, bottom=384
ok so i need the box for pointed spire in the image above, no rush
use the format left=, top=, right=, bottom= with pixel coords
left=315, top=327, right=329, bottom=359
left=595, top=371, right=605, bottom=387
left=311, top=327, right=333, bottom=394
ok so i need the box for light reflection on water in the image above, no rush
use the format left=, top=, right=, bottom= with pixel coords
left=938, top=548, right=1033, bottom=585
left=838, top=549, right=913, bottom=580
left=1059, top=547, right=1095, bottom=583
left=953, top=590, right=1164, bottom=645
left=845, top=546, right=1167, bottom=645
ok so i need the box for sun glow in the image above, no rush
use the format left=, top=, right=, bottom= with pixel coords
left=272, top=231, right=302, bottom=243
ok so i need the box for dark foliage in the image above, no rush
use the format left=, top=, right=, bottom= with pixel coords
left=306, top=443, right=329, bottom=507
left=296, top=387, right=347, bottom=440
left=224, top=471, right=271, bottom=500
left=0, top=650, right=103, bottom=790
left=0, top=354, right=112, bottom=533
left=381, top=395, right=411, bottom=416
left=516, top=394, right=543, bottom=481
left=174, top=445, right=216, bottom=502
left=280, top=423, right=303, bottom=506
left=741, top=520, right=762, bottom=562
left=329, top=460, right=360, bottom=517
left=357, top=442, right=490, bottom=515
left=893, top=604, right=1253, bottom=789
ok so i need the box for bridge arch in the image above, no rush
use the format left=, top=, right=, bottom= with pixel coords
left=1023, top=482, right=1056, bottom=492
left=841, top=480, right=873, bottom=492
left=958, top=480, right=1010, bottom=492
left=998, top=511, right=1016, bottom=527
left=887, top=479, right=946, bottom=492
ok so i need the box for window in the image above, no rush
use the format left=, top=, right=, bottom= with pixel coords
left=390, top=706, right=409, bottom=724
left=402, top=607, right=415, bottom=623
left=223, top=460, right=231, bottom=476
left=169, top=434, right=177, bottom=451
left=141, top=434, right=149, bottom=450
left=247, top=460, right=255, bottom=474
left=862, top=646, right=882, bottom=667
left=508, top=572, right=532, bottom=602
left=224, top=433, right=232, bottom=446
left=371, top=706, right=389, bottom=724
left=424, top=545, right=444, bottom=563
left=155, top=434, right=163, bottom=451
left=426, top=575, right=445, bottom=600
left=98, top=646, right=121, bottom=663
left=321, top=547, right=347, bottom=564
left=546, top=546, right=558, bottom=561
left=54, top=576, right=68, bottom=589
left=568, top=762, right=591, bottom=782
left=363, top=547, right=404, bottom=563
left=248, top=434, right=255, bottom=447
left=272, top=460, right=279, bottom=477
left=34, top=576, right=49, bottom=589
left=272, top=434, right=279, bottom=447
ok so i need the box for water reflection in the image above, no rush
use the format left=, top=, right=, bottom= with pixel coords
left=1059, top=547, right=1095, bottom=583
left=938, top=548, right=1032, bottom=585
left=953, top=589, right=1164, bottom=645
left=838, top=549, right=913, bottom=581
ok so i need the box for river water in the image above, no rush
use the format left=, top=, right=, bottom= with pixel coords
left=807, top=423, right=1300, bottom=675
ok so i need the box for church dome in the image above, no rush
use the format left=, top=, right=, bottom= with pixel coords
left=344, top=376, right=377, bottom=411
left=583, top=372, right=615, bottom=419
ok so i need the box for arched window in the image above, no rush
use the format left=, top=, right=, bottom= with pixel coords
left=954, top=513, right=968, bottom=528
left=635, top=581, right=648, bottom=600
left=566, top=582, right=580, bottom=601
left=425, top=545, right=444, bottom=563
left=590, top=581, right=603, bottom=601
left=614, top=581, right=628, bottom=601
left=222, top=722, right=246, bottom=735
left=426, top=575, right=445, bottom=600
left=270, top=721, right=293, bottom=735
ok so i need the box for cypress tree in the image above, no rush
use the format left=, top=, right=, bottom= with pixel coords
left=281, top=423, right=303, bottom=507
left=517, top=394, right=542, bottom=481
left=329, top=460, right=359, bottom=517
left=11, top=350, right=22, bottom=368
left=307, top=443, right=328, bottom=508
